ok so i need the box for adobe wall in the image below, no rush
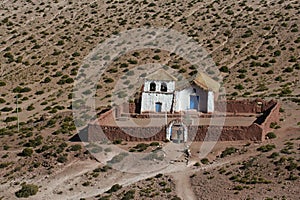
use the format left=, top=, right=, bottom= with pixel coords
left=89, top=100, right=279, bottom=142
left=98, top=109, right=115, bottom=125
left=187, top=124, right=263, bottom=141
left=88, top=124, right=166, bottom=142
left=258, top=101, right=280, bottom=140
left=215, top=99, right=262, bottom=113
left=88, top=123, right=263, bottom=142
left=129, top=99, right=277, bottom=114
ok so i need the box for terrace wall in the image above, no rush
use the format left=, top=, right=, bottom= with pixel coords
left=88, top=123, right=263, bottom=142
left=89, top=100, right=280, bottom=142
left=257, top=101, right=280, bottom=140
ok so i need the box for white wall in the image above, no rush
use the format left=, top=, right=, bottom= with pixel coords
left=207, top=91, right=214, bottom=112
left=174, top=85, right=209, bottom=112
left=141, top=82, right=215, bottom=113
left=144, top=80, right=175, bottom=92
left=141, top=92, right=174, bottom=112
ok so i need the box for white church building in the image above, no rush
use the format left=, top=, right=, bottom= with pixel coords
left=140, top=69, right=219, bottom=113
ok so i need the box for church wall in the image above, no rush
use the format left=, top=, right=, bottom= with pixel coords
left=141, top=92, right=174, bottom=112
left=87, top=123, right=263, bottom=142
left=174, top=85, right=208, bottom=112
left=144, top=80, right=175, bottom=92
left=207, top=91, right=214, bottom=113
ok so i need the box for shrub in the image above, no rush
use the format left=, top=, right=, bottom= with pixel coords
left=107, top=68, right=118, bottom=73
left=0, top=81, right=6, bottom=86
left=0, top=162, right=11, bottom=169
left=179, top=68, right=186, bottom=73
left=120, top=63, right=128, bottom=68
left=35, top=90, right=44, bottom=95
left=1, top=107, right=13, bottom=112
left=106, top=184, right=122, bottom=193
left=231, top=92, right=238, bottom=96
left=24, top=136, right=43, bottom=147
left=27, top=104, right=35, bottom=111
left=20, top=148, right=33, bottom=157
left=233, top=185, right=243, bottom=191
left=225, top=10, right=234, bottom=15
left=13, top=86, right=31, bottom=93
left=4, top=116, right=17, bottom=122
left=285, top=162, right=297, bottom=171
left=280, top=88, right=292, bottom=95
left=133, top=143, right=149, bottom=152
left=234, top=84, right=244, bottom=90
left=104, top=78, right=114, bottom=83
left=99, top=196, right=111, bottom=200
left=162, top=188, right=172, bottom=193
left=262, top=62, right=271, bottom=68
left=273, top=50, right=281, bottom=57
left=221, top=147, right=237, bottom=158
left=275, top=76, right=283, bottom=82
left=170, top=64, right=180, bottom=70
left=152, top=55, right=160, bottom=60
left=127, top=59, right=137, bottom=64
left=283, top=67, right=293, bottom=73
left=15, top=184, right=38, bottom=198
left=150, top=142, right=159, bottom=146
left=268, top=152, right=279, bottom=159
left=241, top=29, right=253, bottom=38
left=219, top=66, right=229, bottom=73
left=238, top=74, right=245, bottom=79
left=266, top=132, right=276, bottom=139
left=237, top=69, right=247, bottom=73
left=65, top=78, right=74, bottom=83
left=57, top=155, right=68, bottom=163
left=113, top=139, right=122, bottom=144
left=69, top=144, right=82, bottom=151
left=0, top=98, right=5, bottom=104
left=72, top=52, right=80, bottom=57
left=266, top=70, right=274, bottom=74
left=286, top=173, right=298, bottom=181
left=270, top=122, right=278, bottom=128
left=155, top=173, right=163, bottom=178
left=121, top=190, right=135, bottom=200
left=257, top=144, right=276, bottom=152
left=82, top=181, right=90, bottom=187
left=289, top=56, right=297, bottom=62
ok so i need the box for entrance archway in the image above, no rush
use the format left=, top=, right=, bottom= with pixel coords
left=166, top=119, right=188, bottom=143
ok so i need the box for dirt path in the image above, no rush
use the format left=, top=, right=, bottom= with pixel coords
left=173, top=171, right=197, bottom=200
left=12, top=159, right=99, bottom=200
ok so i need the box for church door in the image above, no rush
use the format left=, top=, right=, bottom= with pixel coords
left=155, top=102, right=162, bottom=112
left=190, top=95, right=199, bottom=110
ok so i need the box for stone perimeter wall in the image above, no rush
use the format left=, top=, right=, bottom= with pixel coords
left=89, top=100, right=280, bottom=142
left=88, top=123, right=263, bottom=142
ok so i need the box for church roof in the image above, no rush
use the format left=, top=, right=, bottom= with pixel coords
left=145, top=69, right=177, bottom=81
left=145, top=69, right=219, bottom=92
left=175, top=72, right=220, bottom=92
left=193, top=72, right=220, bottom=92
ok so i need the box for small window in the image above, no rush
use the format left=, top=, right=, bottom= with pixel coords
left=150, top=82, right=156, bottom=91
left=161, top=82, right=167, bottom=92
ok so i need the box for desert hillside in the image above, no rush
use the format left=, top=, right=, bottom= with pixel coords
left=0, top=0, right=299, bottom=199
left=0, top=0, right=299, bottom=123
